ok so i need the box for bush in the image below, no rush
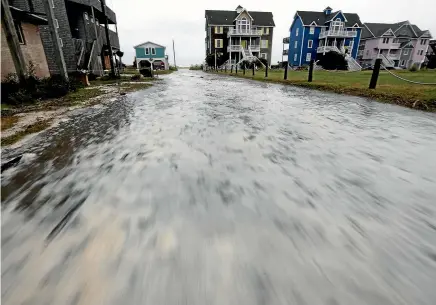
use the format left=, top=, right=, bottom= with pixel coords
left=169, top=65, right=178, bottom=71
left=1, top=65, right=79, bottom=106
left=409, top=64, right=418, bottom=72
left=189, top=64, right=203, bottom=70
left=317, top=51, right=348, bottom=70
left=130, top=74, right=141, bottom=80
left=139, top=68, right=153, bottom=77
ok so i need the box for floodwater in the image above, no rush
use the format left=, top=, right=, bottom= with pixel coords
left=2, top=70, right=436, bottom=305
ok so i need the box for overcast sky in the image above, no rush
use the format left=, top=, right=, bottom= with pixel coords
left=109, top=0, right=436, bottom=67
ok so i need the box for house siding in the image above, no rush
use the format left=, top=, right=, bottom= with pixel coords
left=135, top=47, right=165, bottom=58
left=288, top=15, right=303, bottom=66
left=1, top=23, right=50, bottom=80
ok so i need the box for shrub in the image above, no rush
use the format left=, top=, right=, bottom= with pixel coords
left=189, top=64, right=203, bottom=70
left=169, top=65, right=178, bottom=71
left=130, top=74, right=141, bottom=80
left=139, top=68, right=153, bottom=77
left=409, top=64, right=418, bottom=72
left=317, top=52, right=348, bottom=70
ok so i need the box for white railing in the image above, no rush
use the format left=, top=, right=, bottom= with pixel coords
left=319, top=29, right=357, bottom=39
left=227, top=45, right=242, bottom=52
left=388, top=53, right=400, bottom=60
left=228, top=29, right=262, bottom=36
left=378, top=54, right=395, bottom=67
left=390, top=42, right=401, bottom=49
left=249, top=45, right=260, bottom=52
left=317, top=45, right=341, bottom=53
left=345, top=54, right=362, bottom=71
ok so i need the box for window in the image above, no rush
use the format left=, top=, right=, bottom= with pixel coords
left=215, top=26, right=223, bottom=34
left=261, top=53, right=267, bottom=59
left=261, top=40, right=268, bottom=48
left=237, top=17, right=250, bottom=33
left=90, top=16, right=94, bottom=23
left=309, top=26, right=315, bottom=34
left=421, top=39, right=427, bottom=45
left=336, top=18, right=341, bottom=21
left=404, top=49, right=409, bottom=55
left=96, top=20, right=99, bottom=26
left=296, top=28, right=299, bottom=36
left=84, top=12, right=88, bottom=21
left=382, top=37, right=389, bottom=43
left=215, top=39, right=223, bottom=48
left=264, top=27, right=269, bottom=35
left=419, top=49, right=424, bottom=55
left=349, top=41, right=354, bottom=50
left=59, top=38, right=63, bottom=47
left=294, top=41, right=297, bottom=48
left=54, top=18, right=59, bottom=28
left=151, top=48, right=156, bottom=55
left=145, top=47, right=150, bottom=55
left=307, top=40, right=313, bottom=48
left=14, top=21, right=25, bottom=44
left=393, top=38, right=399, bottom=43
left=366, top=50, right=369, bottom=56
left=306, top=53, right=311, bottom=61
left=401, top=60, right=405, bottom=66
left=294, top=54, right=297, bottom=61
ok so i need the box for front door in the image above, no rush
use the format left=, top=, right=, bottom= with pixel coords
left=241, top=40, right=247, bottom=49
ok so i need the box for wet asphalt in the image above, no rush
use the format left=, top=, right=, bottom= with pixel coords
left=2, top=70, right=436, bottom=305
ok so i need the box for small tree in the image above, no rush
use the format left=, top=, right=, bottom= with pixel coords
left=205, top=53, right=228, bottom=67
left=133, top=57, right=137, bottom=67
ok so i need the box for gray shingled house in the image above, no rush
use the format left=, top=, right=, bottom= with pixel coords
left=7, top=0, right=121, bottom=76
left=205, top=5, right=275, bottom=67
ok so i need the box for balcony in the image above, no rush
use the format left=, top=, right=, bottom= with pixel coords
left=66, top=0, right=117, bottom=23
left=319, top=29, right=357, bottom=39
left=228, top=29, right=262, bottom=37
left=317, top=46, right=340, bottom=53
left=227, top=45, right=241, bottom=52
left=227, top=45, right=260, bottom=52
left=98, top=27, right=120, bottom=49
left=283, top=49, right=289, bottom=55
left=249, top=45, right=260, bottom=52
left=387, top=53, right=400, bottom=60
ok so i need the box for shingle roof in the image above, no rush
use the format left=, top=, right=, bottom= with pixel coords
left=362, top=21, right=431, bottom=39
left=205, top=10, right=275, bottom=26
left=296, top=10, right=362, bottom=27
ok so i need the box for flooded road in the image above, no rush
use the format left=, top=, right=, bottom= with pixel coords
left=2, top=70, right=436, bottom=305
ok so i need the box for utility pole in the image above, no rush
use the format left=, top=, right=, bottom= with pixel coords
left=1, top=0, right=27, bottom=82
left=172, top=39, right=177, bottom=69
left=100, top=0, right=115, bottom=77
left=42, top=0, right=68, bottom=81
left=214, top=49, right=217, bottom=70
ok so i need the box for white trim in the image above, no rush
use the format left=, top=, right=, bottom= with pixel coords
left=299, top=24, right=305, bottom=66
left=381, top=29, right=395, bottom=37
left=51, top=0, right=55, bottom=8
left=234, top=9, right=254, bottom=21
left=151, top=47, right=156, bottom=55
left=352, top=23, right=360, bottom=28
left=215, top=39, right=223, bottom=48
left=54, top=18, right=59, bottom=28
left=134, top=41, right=166, bottom=49
left=394, top=22, right=418, bottom=37
left=309, top=21, right=317, bottom=26
left=363, top=23, right=376, bottom=38
left=328, top=11, right=348, bottom=22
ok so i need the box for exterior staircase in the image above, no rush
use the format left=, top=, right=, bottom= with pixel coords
left=377, top=54, right=395, bottom=68
left=345, top=54, right=362, bottom=71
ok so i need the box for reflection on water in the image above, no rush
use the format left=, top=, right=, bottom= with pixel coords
left=2, top=71, right=436, bottom=305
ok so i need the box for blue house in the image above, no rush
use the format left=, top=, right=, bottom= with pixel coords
left=287, top=7, right=363, bottom=69
left=134, top=41, right=169, bottom=70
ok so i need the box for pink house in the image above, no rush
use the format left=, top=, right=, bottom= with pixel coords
left=357, top=21, right=432, bottom=69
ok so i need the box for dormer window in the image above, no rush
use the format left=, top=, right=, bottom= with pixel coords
left=237, top=17, right=250, bottom=33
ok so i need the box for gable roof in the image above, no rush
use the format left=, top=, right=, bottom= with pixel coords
left=133, top=41, right=165, bottom=49
left=362, top=21, right=432, bottom=39
left=205, top=10, right=275, bottom=26
left=296, top=10, right=362, bottom=27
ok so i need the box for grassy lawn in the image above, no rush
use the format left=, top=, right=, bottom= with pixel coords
left=213, top=69, right=436, bottom=111
left=1, top=116, right=19, bottom=131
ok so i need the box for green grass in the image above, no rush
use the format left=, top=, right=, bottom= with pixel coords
left=212, top=69, right=436, bottom=111
left=1, top=119, right=52, bottom=146
left=120, top=82, right=152, bottom=93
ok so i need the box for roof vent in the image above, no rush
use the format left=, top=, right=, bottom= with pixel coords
left=323, top=6, right=332, bottom=15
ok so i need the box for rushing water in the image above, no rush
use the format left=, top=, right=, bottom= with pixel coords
left=2, top=71, right=436, bottom=305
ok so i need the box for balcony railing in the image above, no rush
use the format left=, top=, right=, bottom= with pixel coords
left=387, top=53, right=400, bottom=60
left=283, top=49, right=289, bottom=55
left=390, top=42, right=401, bottom=49
left=228, top=29, right=262, bottom=36
left=227, top=45, right=260, bottom=52
left=317, top=46, right=341, bottom=53
left=319, top=29, right=357, bottom=39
